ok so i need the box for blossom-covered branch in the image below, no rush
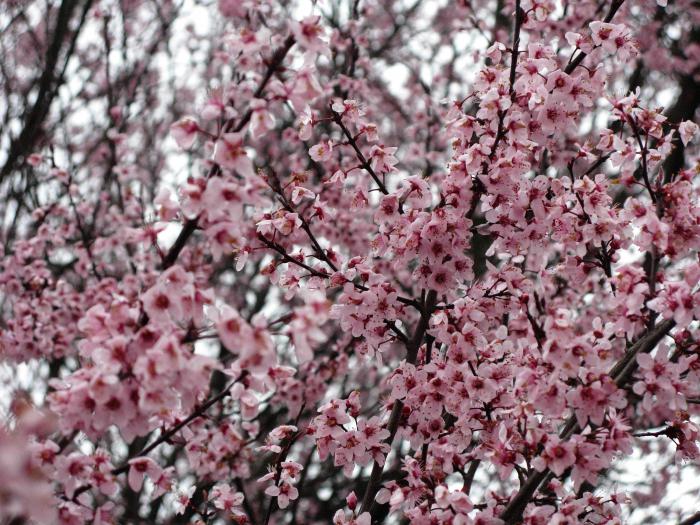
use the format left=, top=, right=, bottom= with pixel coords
left=1, top=0, right=699, bottom=524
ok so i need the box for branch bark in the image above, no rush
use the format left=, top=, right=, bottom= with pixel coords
left=359, top=289, right=438, bottom=518
left=0, top=0, right=95, bottom=184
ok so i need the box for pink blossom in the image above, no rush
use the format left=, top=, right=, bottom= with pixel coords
left=211, top=483, right=245, bottom=513
left=679, top=120, right=698, bottom=146
left=214, top=132, right=255, bottom=177
left=333, top=510, right=371, bottom=525
left=174, top=486, right=196, bottom=514
left=250, top=99, right=276, bottom=139
left=265, top=481, right=299, bottom=509
left=1, top=2, right=697, bottom=524
left=127, top=457, right=162, bottom=491
left=170, top=117, right=199, bottom=149
left=291, top=16, right=327, bottom=54
left=310, top=140, right=334, bottom=162
left=533, top=437, right=576, bottom=477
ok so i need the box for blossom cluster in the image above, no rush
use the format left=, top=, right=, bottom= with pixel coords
left=1, top=0, right=700, bottom=524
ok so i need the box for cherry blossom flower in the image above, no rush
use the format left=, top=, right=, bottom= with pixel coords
left=211, top=483, right=245, bottom=515
left=214, top=133, right=255, bottom=177
left=1, top=2, right=698, bottom=524
left=333, top=510, right=371, bottom=525
left=291, top=16, right=328, bottom=54
left=679, top=120, right=698, bottom=146
left=127, top=457, right=162, bottom=491
left=174, top=486, right=196, bottom=514
left=250, top=99, right=276, bottom=138
left=310, top=139, right=334, bottom=162
left=170, top=117, right=199, bottom=149
left=533, top=437, right=576, bottom=477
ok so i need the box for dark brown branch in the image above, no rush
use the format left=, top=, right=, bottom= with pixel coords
left=0, top=0, right=95, bottom=183
left=331, top=110, right=390, bottom=195
left=359, top=289, right=438, bottom=517
left=508, top=1, right=523, bottom=96
left=680, top=511, right=700, bottom=525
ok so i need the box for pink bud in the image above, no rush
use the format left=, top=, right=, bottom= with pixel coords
left=346, top=491, right=358, bottom=510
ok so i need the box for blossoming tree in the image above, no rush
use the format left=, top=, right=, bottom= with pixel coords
left=1, top=0, right=700, bottom=523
